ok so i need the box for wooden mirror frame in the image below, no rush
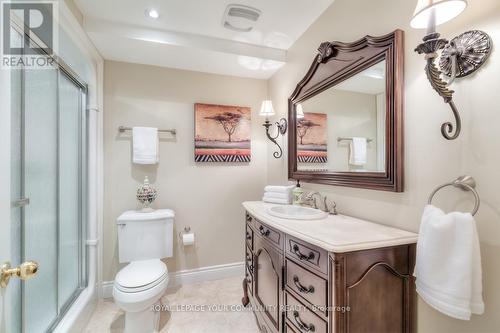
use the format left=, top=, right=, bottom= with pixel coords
left=288, top=30, right=404, bottom=192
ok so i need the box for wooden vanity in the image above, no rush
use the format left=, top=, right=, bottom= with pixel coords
left=242, top=201, right=418, bottom=333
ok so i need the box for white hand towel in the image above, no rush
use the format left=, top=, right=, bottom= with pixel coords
left=349, top=137, right=367, bottom=166
left=414, top=205, right=484, bottom=320
left=264, top=185, right=295, bottom=193
left=264, top=192, right=291, bottom=200
left=262, top=196, right=291, bottom=205
left=132, top=127, right=159, bottom=164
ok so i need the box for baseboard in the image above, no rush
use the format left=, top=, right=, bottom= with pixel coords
left=101, top=261, right=244, bottom=299
left=101, top=281, right=114, bottom=299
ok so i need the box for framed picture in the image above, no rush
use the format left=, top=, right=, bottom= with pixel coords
left=297, top=112, right=327, bottom=163
left=194, top=103, right=251, bottom=162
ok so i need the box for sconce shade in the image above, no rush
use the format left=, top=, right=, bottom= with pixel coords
left=296, top=104, right=305, bottom=119
left=260, top=100, right=275, bottom=117
left=411, top=0, right=467, bottom=29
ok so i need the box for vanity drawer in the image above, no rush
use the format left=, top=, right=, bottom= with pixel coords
left=245, top=225, right=253, bottom=250
left=286, top=236, right=328, bottom=276
left=286, top=293, right=327, bottom=333
left=254, top=220, right=283, bottom=250
left=285, top=324, right=300, bottom=333
left=286, top=259, right=327, bottom=313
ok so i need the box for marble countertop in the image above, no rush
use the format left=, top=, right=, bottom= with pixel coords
left=243, top=201, right=418, bottom=253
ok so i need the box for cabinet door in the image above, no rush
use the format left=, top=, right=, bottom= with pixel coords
left=254, top=236, right=283, bottom=332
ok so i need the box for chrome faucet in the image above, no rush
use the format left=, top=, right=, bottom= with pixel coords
left=300, top=191, right=338, bottom=215
left=302, top=191, right=321, bottom=209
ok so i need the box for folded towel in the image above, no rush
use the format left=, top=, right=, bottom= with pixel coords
left=264, top=185, right=295, bottom=193
left=349, top=137, right=367, bottom=166
left=414, top=205, right=484, bottom=320
left=262, top=196, right=291, bottom=205
left=263, top=192, right=291, bottom=200
left=133, top=127, right=159, bottom=164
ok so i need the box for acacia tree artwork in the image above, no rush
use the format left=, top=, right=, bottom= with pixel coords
left=194, top=103, right=251, bottom=162
left=297, top=119, right=319, bottom=145
left=297, top=112, right=327, bottom=163
left=205, top=112, right=241, bottom=142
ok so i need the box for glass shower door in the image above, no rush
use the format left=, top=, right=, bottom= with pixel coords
left=57, top=72, right=86, bottom=314
left=23, top=66, right=59, bottom=333
left=6, top=32, right=88, bottom=331
left=24, top=71, right=86, bottom=333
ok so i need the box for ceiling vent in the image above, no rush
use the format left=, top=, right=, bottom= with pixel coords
left=222, top=4, right=261, bottom=32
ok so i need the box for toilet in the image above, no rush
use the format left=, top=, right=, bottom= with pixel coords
left=113, top=209, right=175, bottom=333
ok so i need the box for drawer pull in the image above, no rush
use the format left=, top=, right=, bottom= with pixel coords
left=259, top=225, right=270, bottom=237
left=293, top=275, right=315, bottom=294
left=246, top=214, right=252, bottom=222
left=292, top=244, right=315, bottom=261
left=246, top=232, right=252, bottom=240
left=246, top=253, right=251, bottom=261
left=293, top=311, right=315, bottom=332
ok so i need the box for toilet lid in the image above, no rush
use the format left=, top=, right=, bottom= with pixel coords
left=115, top=259, right=167, bottom=289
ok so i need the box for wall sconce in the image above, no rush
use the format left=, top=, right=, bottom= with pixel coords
left=260, top=100, right=287, bottom=158
left=412, top=0, right=492, bottom=140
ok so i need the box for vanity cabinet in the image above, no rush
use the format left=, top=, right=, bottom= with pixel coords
left=243, top=209, right=416, bottom=333
left=254, top=235, right=283, bottom=332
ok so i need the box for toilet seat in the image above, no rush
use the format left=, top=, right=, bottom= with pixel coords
left=115, top=259, right=168, bottom=293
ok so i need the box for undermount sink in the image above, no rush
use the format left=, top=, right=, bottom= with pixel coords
left=267, top=205, right=328, bottom=220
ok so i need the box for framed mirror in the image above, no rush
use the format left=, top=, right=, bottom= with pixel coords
left=288, top=30, right=404, bottom=192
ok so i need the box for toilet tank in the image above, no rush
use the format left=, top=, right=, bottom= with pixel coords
left=117, top=209, right=175, bottom=263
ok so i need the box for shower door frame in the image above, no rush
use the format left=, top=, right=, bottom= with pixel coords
left=9, top=18, right=90, bottom=333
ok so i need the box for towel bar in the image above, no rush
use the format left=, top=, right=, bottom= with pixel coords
left=337, top=137, right=373, bottom=143
left=118, top=126, right=176, bottom=135
left=428, top=175, right=480, bottom=216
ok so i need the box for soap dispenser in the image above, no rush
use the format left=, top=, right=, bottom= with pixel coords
left=292, top=180, right=303, bottom=205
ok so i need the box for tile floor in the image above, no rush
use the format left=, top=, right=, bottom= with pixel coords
left=84, top=276, right=259, bottom=333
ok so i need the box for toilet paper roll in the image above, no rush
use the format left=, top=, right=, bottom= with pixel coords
left=182, top=232, right=195, bottom=246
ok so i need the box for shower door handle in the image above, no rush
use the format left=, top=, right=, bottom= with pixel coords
left=11, top=197, right=30, bottom=208
left=0, top=261, right=39, bottom=288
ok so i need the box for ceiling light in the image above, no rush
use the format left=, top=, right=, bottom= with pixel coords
left=146, top=9, right=159, bottom=19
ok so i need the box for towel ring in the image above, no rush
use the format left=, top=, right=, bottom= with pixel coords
left=428, top=175, right=480, bottom=216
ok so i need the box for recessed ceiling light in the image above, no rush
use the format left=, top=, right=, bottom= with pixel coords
left=145, top=9, right=159, bottom=19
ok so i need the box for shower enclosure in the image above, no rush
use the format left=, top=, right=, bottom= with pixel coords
left=8, top=26, right=89, bottom=333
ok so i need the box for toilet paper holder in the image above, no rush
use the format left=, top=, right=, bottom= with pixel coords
left=178, top=226, right=191, bottom=239
left=179, top=226, right=195, bottom=246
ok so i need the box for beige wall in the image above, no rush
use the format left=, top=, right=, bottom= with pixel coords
left=103, top=61, right=268, bottom=281
left=268, top=0, right=500, bottom=331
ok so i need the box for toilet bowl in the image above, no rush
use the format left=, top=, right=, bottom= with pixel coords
left=113, top=209, right=174, bottom=333
left=113, top=259, right=169, bottom=333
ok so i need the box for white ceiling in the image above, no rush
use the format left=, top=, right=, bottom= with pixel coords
left=74, top=0, right=334, bottom=79
left=334, top=60, right=386, bottom=95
